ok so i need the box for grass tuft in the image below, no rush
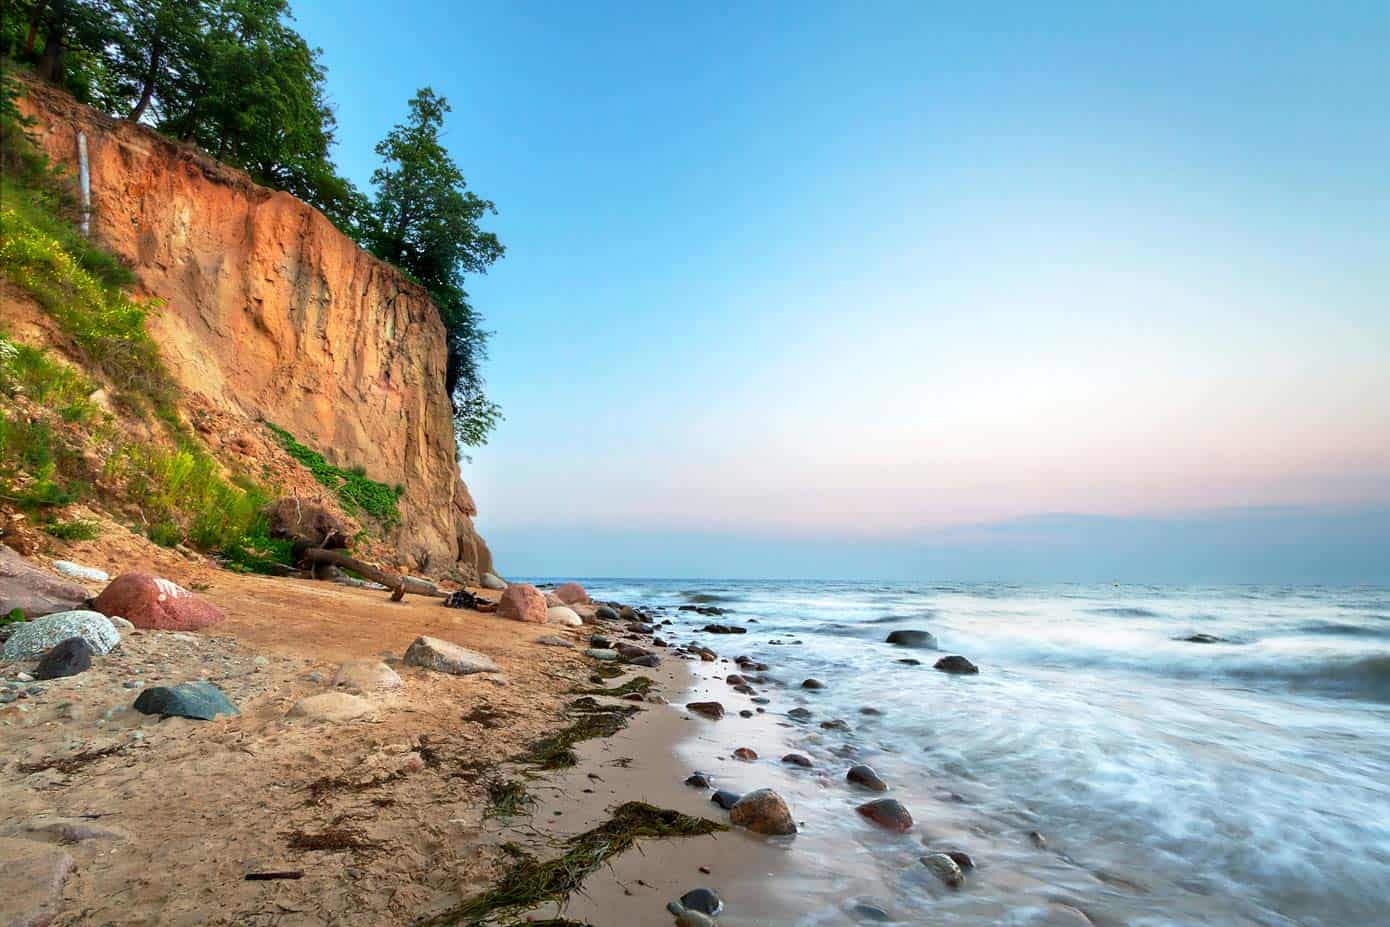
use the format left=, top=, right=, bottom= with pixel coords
left=263, top=422, right=402, bottom=527
left=42, top=518, right=100, bottom=541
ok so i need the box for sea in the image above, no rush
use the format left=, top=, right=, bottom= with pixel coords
left=549, top=579, right=1390, bottom=927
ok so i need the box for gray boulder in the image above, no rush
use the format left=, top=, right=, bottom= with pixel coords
left=133, top=681, right=238, bottom=720
left=403, top=635, right=500, bottom=675
left=886, top=629, right=938, bottom=649
left=2, top=610, right=119, bottom=660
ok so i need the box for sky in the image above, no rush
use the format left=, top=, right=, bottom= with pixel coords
left=291, top=1, right=1390, bottom=582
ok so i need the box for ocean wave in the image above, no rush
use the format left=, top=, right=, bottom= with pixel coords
left=1231, top=653, right=1390, bottom=702
left=1087, top=607, right=1164, bottom=618
left=680, top=591, right=739, bottom=604
left=1297, top=622, right=1390, bottom=640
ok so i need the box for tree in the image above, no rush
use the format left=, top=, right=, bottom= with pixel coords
left=363, top=88, right=504, bottom=448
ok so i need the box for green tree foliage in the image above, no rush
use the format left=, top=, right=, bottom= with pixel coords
left=2, top=2, right=503, bottom=448
left=362, top=89, right=504, bottom=448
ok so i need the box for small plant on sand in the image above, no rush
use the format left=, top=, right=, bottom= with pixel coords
left=42, top=518, right=100, bottom=541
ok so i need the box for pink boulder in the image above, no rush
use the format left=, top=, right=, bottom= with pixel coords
left=92, top=573, right=226, bottom=631
left=497, top=583, right=547, bottom=623
left=554, top=582, right=589, bottom=605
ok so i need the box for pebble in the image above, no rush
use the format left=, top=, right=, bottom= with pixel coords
left=820, top=719, right=851, bottom=732
left=687, top=701, right=725, bottom=720
left=885, top=629, right=938, bottom=648
left=732, top=747, right=757, bottom=761
left=934, top=655, right=979, bottom=675
left=801, top=678, right=825, bottom=689
left=729, top=788, right=797, bottom=836
left=685, top=772, right=713, bottom=789
left=781, top=753, right=813, bottom=768
left=787, top=707, right=813, bottom=720
left=847, top=764, right=888, bottom=791
left=676, top=888, right=723, bottom=916
left=920, top=852, right=965, bottom=887
left=710, top=789, right=741, bottom=810
left=856, top=798, right=914, bottom=832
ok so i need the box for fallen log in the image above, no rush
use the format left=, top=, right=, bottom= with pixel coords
left=302, top=548, right=405, bottom=599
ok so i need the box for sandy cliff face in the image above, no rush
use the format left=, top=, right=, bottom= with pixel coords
left=15, top=80, right=492, bottom=579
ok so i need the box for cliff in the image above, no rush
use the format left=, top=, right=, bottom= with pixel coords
left=12, top=78, right=492, bottom=579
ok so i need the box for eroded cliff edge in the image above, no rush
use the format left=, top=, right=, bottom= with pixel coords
left=14, top=79, right=492, bottom=579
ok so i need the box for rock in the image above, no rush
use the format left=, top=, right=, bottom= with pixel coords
left=133, top=681, right=238, bottom=720
left=847, top=764, right=888, bottom=791
left=821, top=719, right=851, bottom=732
left=856, top=798, right=913, bottom=832
left=589, top=634, right=612, bottom=649
left=787, top=707, right=813, bottom=720
left=1035, top=903, right=1094, bottom=925
left=51, top=560, right=109, bottom=583
left=625, top=621, right=654, bottom=634
left=859, top=706, right=882, bottom=716
left=535, top=635, right=575, bottom=648
left=626, top=654, right=661, bottom=668
left=619, top=605, right=638, bottom=621
left=262, top=498, right=350, bottom=548
left=850, top=902, right=893, bottom=921
left=943, top=850, right=975, bottom=870
left=403, top=636, right=500, bottom=675
left=801, top=678, right=825, bottom=690
left=738, top=709, right=754, bottom=718
left=687, top=701, right=725, bottom=720
left=679, top=888, right=724, bottom=916
left=595, top=605, right=619, bottom=621
left=614, top=642, right=650, bottom=660
left=920, top=852, right=965, bottom=887
left=0, top=837, right=73, bottom=927
left=733, top=747, right=758, bottom=761
left=781, top=753, right=813, bottom=768
left=710, top=789, right=741, bottom=810
left=554, top=581, right=589, bottom=605
left=685, top=772, right=713, bottom=789
left=108, top=615, right=135, bottom=633
left=24, top=817, right=130, bottom=844
left=480, top=572, right=508, bottom=591
left=93, top=573, right=225, bottom=631
left=1028, top=830, right=1047, bottom=848
left=586, top=648, right=619, bottom=661
left=0, top=546, right=90, bottom=618
left=934, top=655, right=979, bottom=675
left=497, top=583, right=547, bottom=623
left=729, top=788, right=796, bottom=835
left=897, top=658, right=921, bottom=665
left=544, top=592, right=564, bottom=607
left=332, top=660, right=402, bottom=692
left=702, top=623, right=746, bottom=634
left=2, top=610, right=119, bottom=660
left=289, top=691, right=374, bottom=722
left=546, top=605, right=583, bottom=627
left=886, top=629, right=938, bottom=648
left=1178, top=633, right=1226, bottom=644
left=33, top=637, right=94, bottom=680
left=674, top=912, right=715, bottom=927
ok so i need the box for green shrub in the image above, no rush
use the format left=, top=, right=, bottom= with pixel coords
left=263, top=422, right=402, bottom=527
left=2, top=608, right=26, bottom=626
left=43, top=518, right=100, bottom=540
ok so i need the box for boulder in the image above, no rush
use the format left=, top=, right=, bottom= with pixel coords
left=33, top=637, right=94, bottom=680
left=133, top=681, right=238, bottom=720
left=856, top=798, right=913, bottom=832
left=263, top=497, right=350, bottom=548
left=687, top=701, right=725, bottom=720
left=781, top=753, right=813, bottom=768
left=729, top=788, right=797, bottom=835
left=886, top=629, right=938, bottom=649
left=535, top=635, right=575, bottom=648
left=801, top=678, right=825, bottom=690
left=585, top=648, right=619, bottom=661
left=0, top=837, right=73, bottom=927
left=920, top=852, right=965, bottom=887
left=626, top=653, right=661, bottom=668
left=403, top=636, right=499, bottom=675
left=2, top=610, right=119, bottom=660
left=821, top=719, right=851, bottom=732
left=554, top=581, right=589, bottom=605
left=93, top=573, right=225, bottom=631
left=332, top=660, right=402, bottom=692
left=546, top=605, right=583, bottom=627
left=480, top=572, right=508, bottom=591
left=847, top=764, right=888, bottom=791
left=733, top=747, right=758, bottom=761
left=52, top=560, right=109, bottom=582
left=0, top=545, right=89, bottom=618
left=289, top=691, right=374, bottom=722
left=787, top=707, right=813, bottom=721
left=710, top=789, right=741, bottom=810
left=497, top=584, right=547, bottom=623
left=934, top=655, right=979, bottom=675
left=685, top=772, right=713, bottom=788
left=570, top=603, right=599, bottom=622
left=595, top=605, right=619, bottom=621
left=677, top=888, right=724, bottom=917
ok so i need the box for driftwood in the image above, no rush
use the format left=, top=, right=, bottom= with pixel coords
left=301, top=548, right=446, bottom=600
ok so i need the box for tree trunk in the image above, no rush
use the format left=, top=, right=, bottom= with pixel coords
left=128, top=29, right=163, bottom=122
left=24, top=1, right=48, bottom=55
left=36, top=0, right=67, bottom=84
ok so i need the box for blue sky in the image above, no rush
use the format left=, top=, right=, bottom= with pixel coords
left=292, top=2, right=1390, bottom=581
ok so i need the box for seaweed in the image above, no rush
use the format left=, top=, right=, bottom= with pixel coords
left=17, top=743, right=126, bottom=774
left=484, top=778, right=533, bottom=819
left=569, top=676, right=653, bottom=697
left=285, top=826, right=380, bottom=852
left=304, top=767, right=409, bottom=806
left=523, top=705, right=639, bottom=770
left=422, top=802, right=726, bottom=926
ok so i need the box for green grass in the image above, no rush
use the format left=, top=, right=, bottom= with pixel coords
left=263, top=422, right=403, bottom=527
left=423, top=802, right=725, bottom=926
left=42, top=518, right=100, bottom=541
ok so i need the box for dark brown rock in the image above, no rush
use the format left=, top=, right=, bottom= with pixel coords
left=856, top=798, right=913, bottom=832
left=729, top=788, right=796, bottom=835
left=687, top=701, right=725, bottom=720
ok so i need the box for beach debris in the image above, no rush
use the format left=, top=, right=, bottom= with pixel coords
left=920, top=852, right=965, bottom=887
left=934, top=655, right=979, bottom=675
left=554, top=581, right=589, bottom=604
left=0, top=838, right=73, bottom=927
left=133, top=681, right=238, bottom=720
left=687, top=701, right=725, bottom=720
left=289, top=691, right=374, bottom=722
left=730, top=788, right=797, bottom=835
left=733, top=747, right=758, bottom=761
left=495, top=583, right=547, bottom=622
left=2, top=609, right=119, bottom=660
left=847, top=764, right=888, bottom=792
left=856, top=798, right=914, bottom=832
left=404, top=635, right=500, bottom=675
left=781, top=753, right=813, bottom=768
left=442, top=589, right=479, bottom=609
left=33, top=637, right=94, bottom=680
left=244, top=870, right=304, bottom=881
left=1, top=545, right=89, bottom=617
left=546, top=605, right=583, bottom=627
left=93, top=573, right=225, bottom=630
left=332, top=659, right=402, bottom=692
left=886, top=629, right=938, bottom=648
left=710, top=789, right=741, bottom=809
